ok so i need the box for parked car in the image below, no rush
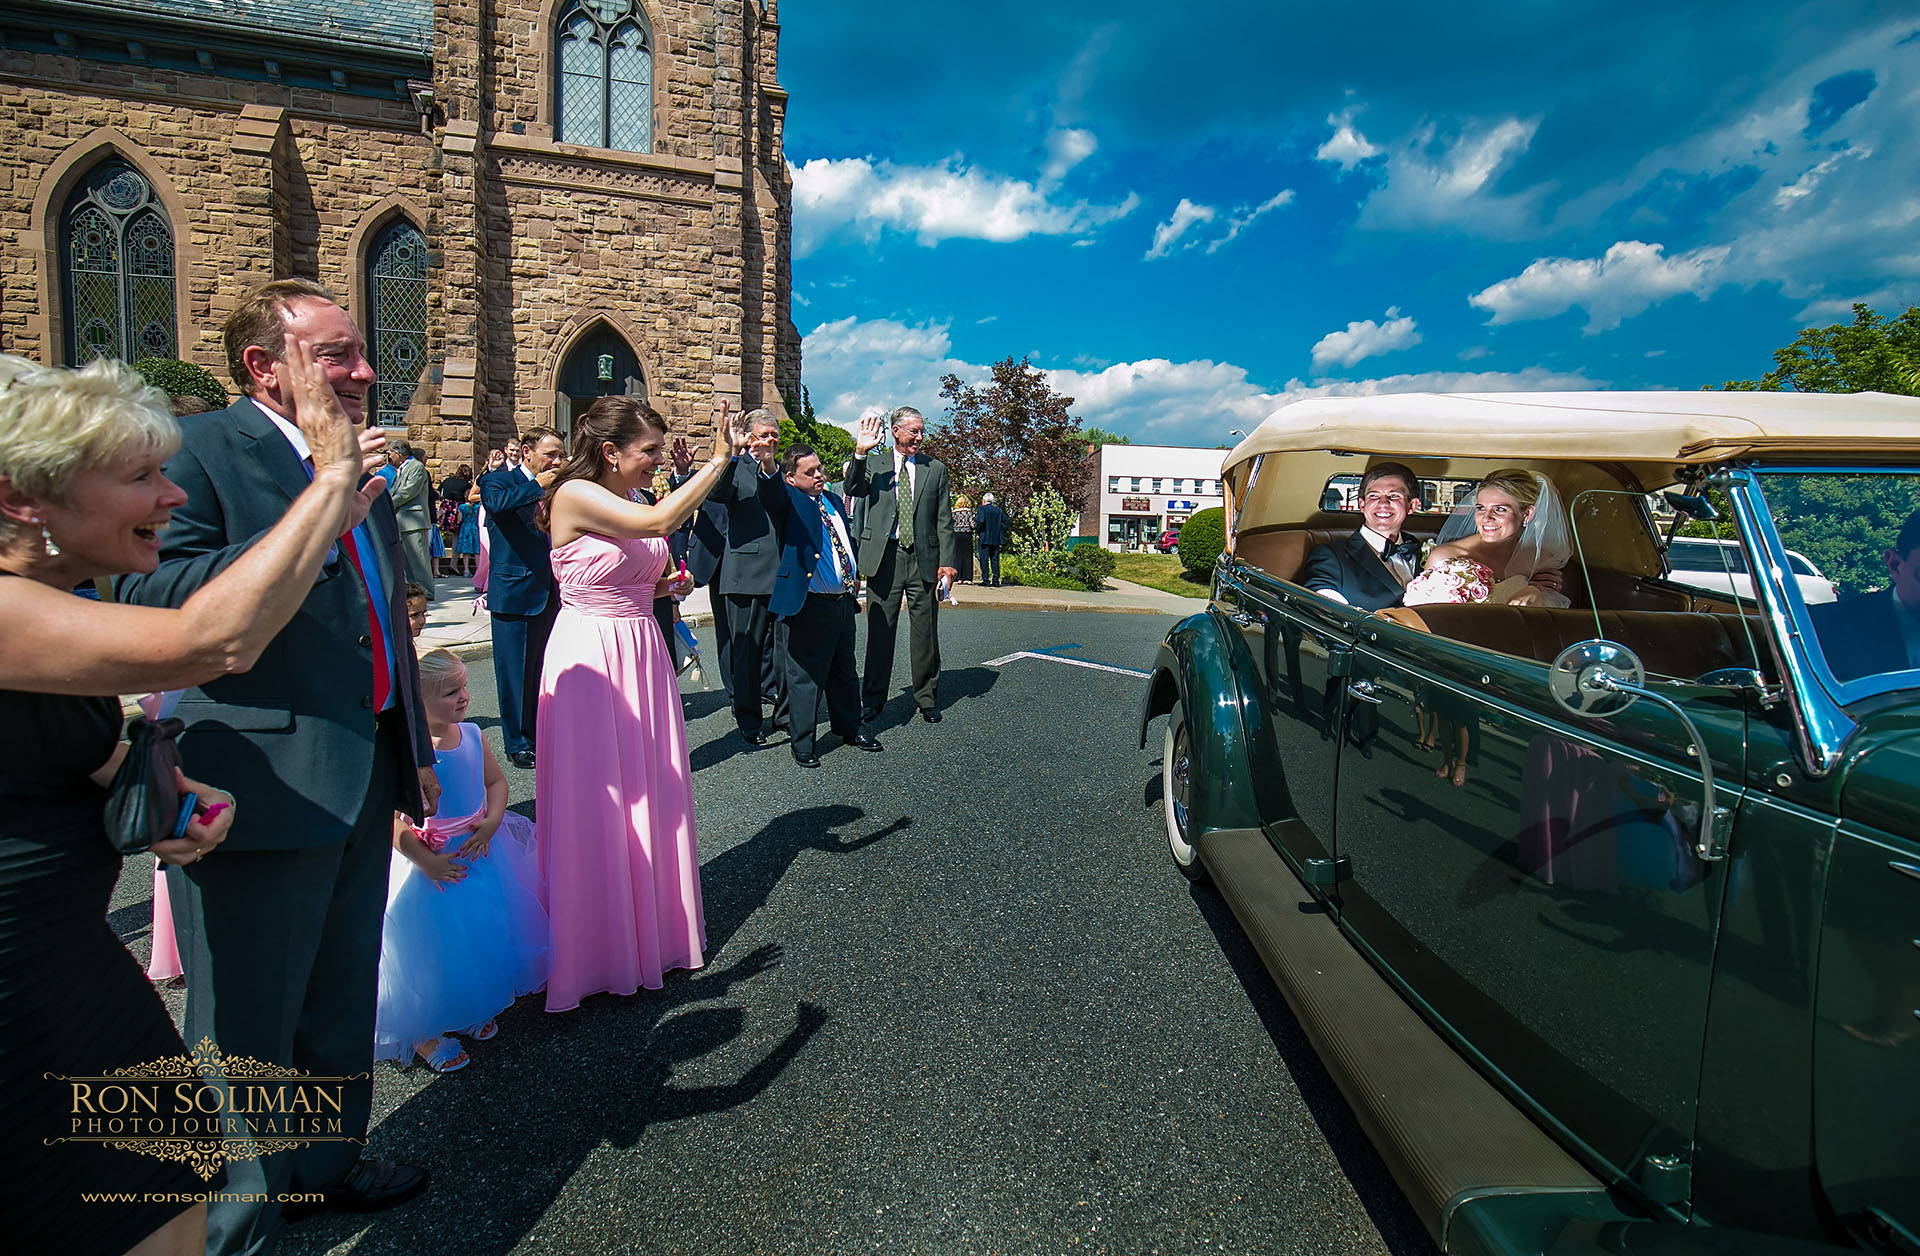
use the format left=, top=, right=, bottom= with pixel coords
left=1141, top=390, right=1920, bottom=1255
left=1665, top=534, right=1838, bottom=604
left=1156, top=528, right=1181, bottom=553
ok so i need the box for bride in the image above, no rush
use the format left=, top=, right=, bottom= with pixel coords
left=1422, top=468, right=1572, bottom=608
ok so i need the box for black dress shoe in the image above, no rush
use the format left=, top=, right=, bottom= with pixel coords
left=283, top=1158, right=429, bottom=1219
left=920, top=708, right=942, bottom=723
left=791, top=750, right=821, bottom=768
left=847, top=733, right=884, bottom=752
left=740, top=728, right=769, bottom=747
left=507, top=750, right=536, bottom=769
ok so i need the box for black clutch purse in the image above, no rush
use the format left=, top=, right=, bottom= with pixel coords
left=103, top=716, right=186, bottom=855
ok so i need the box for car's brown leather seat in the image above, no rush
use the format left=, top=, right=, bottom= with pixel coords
left=1375, top=604, right=1768, bottom=681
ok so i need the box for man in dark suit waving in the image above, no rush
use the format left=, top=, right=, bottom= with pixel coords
left=764, top=443, right=886, bottom=766
left=1299, top=461, right=1424, bottom=612
left=117, top=279, right=437, bottom=1250
left=844, top=406, right=958, bottom=722
left=707, top=408, right=785, bottom=745
left=479, top=426, right=564, bottom=768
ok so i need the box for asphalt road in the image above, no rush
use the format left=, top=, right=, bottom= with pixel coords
left=111, top=609, right=1433, bottom=1256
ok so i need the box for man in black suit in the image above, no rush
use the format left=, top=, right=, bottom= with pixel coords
left=1811, top=508, right=1920, bottom=683
left=1299, top=461, right=1424, bottom=612
left=707, top=408, right=786, bottom=745
left=764, top=443, right=885, bottom=766
left=844, top=406, right=958, bottom=722
left=671, top=436, right=737, bottom=697
left=479, top=426, right=564, bottom=769
left=117, top=279, right=437, bottom=1252
left=975, top=491, right=1008, bottom=586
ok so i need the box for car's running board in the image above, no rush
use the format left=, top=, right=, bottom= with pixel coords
left=1195, top=826, right=1614, bottom=1253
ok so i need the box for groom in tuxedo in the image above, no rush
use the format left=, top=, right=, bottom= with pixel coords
left=1300, top=461, right=1424, bottom=611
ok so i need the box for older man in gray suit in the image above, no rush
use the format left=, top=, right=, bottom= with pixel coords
left=844, top=406, right=958, bottom=722
left=388, top=438, right=434, bottom=592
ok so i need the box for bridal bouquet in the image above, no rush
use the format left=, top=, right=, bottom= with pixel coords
left=1403, top=556, right=1493, bottom=606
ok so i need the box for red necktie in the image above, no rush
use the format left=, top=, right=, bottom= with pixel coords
left=338, top=530, right=392, bottom=710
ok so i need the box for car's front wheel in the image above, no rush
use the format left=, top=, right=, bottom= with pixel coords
left=1163, top=701, right=1207, bottom=882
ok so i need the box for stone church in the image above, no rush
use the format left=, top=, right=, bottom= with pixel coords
left=0, top=0, right=799, bottom=472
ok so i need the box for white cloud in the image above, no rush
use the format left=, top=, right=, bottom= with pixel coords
left=805, top=315, right=1598, bottom=450
left=1206, top=189, right=1295, bottom=254
left=1316, top=112, right=1382, bottom=168
left=1042, top=127, right=1098, bottom=182
left=1774, top=146, right=1873, bottom=207
left=1458, top=344, right=1492, bottom=361
left=1144, top=198, right=1216, bottom=260
left=1146, top=190, right=1293, bottom=260
left=1325, top=111, right=1547, bottom=235
left=1469, top=240, right=1730, bottom=332
left=1310, top=307, right=1423, bottom=369
left=789, top=155, right=1138, bottom=256
left=799, top=316, right=986, bottom=428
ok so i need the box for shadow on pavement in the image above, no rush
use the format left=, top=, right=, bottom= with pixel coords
left=284, top=804, right=909, bottom=1256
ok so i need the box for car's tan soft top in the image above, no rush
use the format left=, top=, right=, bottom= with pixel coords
left=1225, top=390, right=1920, bottom=474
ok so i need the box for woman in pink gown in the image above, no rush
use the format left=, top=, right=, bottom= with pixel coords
left=536, top=395, right=741, bottom=1011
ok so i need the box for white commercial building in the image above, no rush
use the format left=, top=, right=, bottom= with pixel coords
left=1078, top=443, right=1228, bottom=551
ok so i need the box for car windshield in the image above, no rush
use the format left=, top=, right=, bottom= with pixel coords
left=1753, top=469, right=1920, bottom=688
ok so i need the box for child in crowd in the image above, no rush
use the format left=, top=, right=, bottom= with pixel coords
left=376, top=649, right=548, bottom=1072
left=406, top=581, right=429, bottom=641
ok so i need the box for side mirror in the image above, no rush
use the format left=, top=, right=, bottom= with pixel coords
left=1662, top=490, right=1720, bottom=523
left=1548, top=639, right=1730, bottom=862
left=1547, top=639, right=1645, bottom=718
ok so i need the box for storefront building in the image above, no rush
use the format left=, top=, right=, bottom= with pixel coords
left=1078, top=443, right=1228, bottom=552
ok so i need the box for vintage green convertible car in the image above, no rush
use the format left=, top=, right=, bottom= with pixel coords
left=1140, top=392, right=1920, bottom=1256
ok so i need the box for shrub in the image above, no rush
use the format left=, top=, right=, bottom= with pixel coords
left=132, top=357, right=228, bottom=412
left=1176, top=507, right=1227, bottom=574
left=1000, top=552, right=1083, bottom=591
left=1063, top=542, right=1116, bottom=588
left=1009, top=485, right=1076, bottom=556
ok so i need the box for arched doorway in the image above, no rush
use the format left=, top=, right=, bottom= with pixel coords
left=554, top=323, right=644, bottom=442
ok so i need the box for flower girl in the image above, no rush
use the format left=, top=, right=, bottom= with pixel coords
left=377, top=649, right=549, bottom=1072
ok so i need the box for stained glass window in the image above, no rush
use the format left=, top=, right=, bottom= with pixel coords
left=554, top=0, right=653, bottom=153
left=367, top=218, right=428, bottom=429
left=61, top=161, right=176, bottom=365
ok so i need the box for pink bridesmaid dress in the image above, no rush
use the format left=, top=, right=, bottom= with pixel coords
left=535, top=532, right=706, bottom=1011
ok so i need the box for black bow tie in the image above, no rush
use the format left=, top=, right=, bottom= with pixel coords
left=1384, top=537, right=1421, bottom=564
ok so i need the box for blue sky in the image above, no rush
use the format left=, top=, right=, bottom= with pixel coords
left=779, top=1, right=1920, bottom=447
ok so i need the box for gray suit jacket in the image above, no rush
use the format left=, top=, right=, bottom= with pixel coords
left=844, top=449, right=957, bottom=580
left=707, top=455, right=782, bottom=596
left=391, top=457, right=429, bottom=534
left=116, top=399, right=432, bottom=848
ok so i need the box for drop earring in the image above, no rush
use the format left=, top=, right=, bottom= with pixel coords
left=27, top=516, right=59, bottom=558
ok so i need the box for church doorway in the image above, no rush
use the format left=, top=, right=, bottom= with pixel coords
left=554, top=324, right=644, bottom=443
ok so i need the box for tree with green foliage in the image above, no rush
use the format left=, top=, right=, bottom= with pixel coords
left=1714, top=303, right=1920, bottom=596
left=921, top=356, right=1086, bottom=526
left=132, top=357, right=228, bottom=411
left=1073, top=426, right=1132, bottom=450
left=1717, top=303, right=1920, bottom=394
left=779, top=385, right=856, bottom=477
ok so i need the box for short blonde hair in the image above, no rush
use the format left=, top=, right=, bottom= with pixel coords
left=416, top=648, right=466, bottom=688
left=0, top=354, right=179, bottom=512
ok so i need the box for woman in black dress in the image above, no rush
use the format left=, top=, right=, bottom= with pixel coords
left=0, top=339, right=366, bottom=1255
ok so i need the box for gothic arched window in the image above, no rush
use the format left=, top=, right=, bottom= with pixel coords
left=556, top=0, right=654, bottom=153
left=366, top=217, right=429, bottom=429
left=61, top=159, right=177, bottom=365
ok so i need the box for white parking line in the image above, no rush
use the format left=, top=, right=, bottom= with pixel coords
left=984, top=650, right=1151, bottom=679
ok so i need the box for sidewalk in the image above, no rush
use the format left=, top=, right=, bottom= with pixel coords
left=415, top=574, right=1201, bottom=661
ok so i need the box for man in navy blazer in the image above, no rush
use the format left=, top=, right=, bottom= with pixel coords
left=479, top=426, right=564, bottom=768
left=974, top=491, right=1008, bottom=586
left=765, top=443, right=884, bottom=766
left=116, top=280, right=437, bottom=1247
left=1811, top=508, right=1920, bottom=683
left=1298, top=461, right=1425, bottom=613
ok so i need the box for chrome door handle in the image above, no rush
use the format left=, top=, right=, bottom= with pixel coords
left=1346, top=680, right=1383, bottom=704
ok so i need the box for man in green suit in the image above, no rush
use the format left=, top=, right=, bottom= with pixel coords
left=845, top=406, right=958, bottom=722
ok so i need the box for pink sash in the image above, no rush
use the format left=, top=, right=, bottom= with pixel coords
left=415, top=805, right=488, bottom=854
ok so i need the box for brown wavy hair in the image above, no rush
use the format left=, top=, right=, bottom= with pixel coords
left=539, top=396, right=669, bottom=530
